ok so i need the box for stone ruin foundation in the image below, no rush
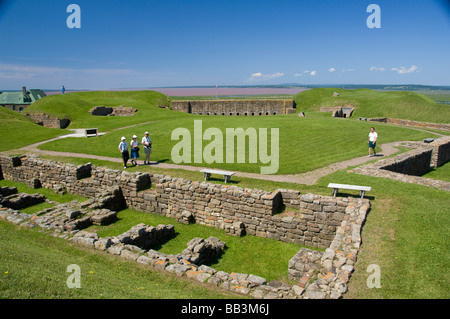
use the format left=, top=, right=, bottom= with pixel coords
left=0, top=154, right=373, bottom=299
left=320, top=106, right=355, bottom=118
left=351, top=136, right=450, bottom=191
left=88, top=105, right=137, bottom=116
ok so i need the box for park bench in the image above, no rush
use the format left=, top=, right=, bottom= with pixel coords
left=85, top=128, right=98, bottom=137
left=200, top=169, right=235, bottom=183
left=328, top=183, right=371, bottom=198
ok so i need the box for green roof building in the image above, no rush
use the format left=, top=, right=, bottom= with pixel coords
left=0, top=86, right=46, bottom=112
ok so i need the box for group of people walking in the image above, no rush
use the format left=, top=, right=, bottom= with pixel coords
left=118, top=132, right=152, bottom=169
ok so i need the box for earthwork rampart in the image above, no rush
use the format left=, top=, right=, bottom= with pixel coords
left=171, top=99, right=296, bottom=116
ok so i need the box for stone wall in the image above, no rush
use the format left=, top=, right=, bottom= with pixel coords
left=0, top=188, right=370, bottom=299
left=350, top=136, right=450, bottom=191
left=430, top=136, right=450, bottom=167
left=319, top=106, right=354, bottom=118
left=359, top=117, right=450, bottom=131
left=380, top=148, right=432, bottom=176
left=171, top=99, right=296, bottom=116
left=0, top=154, right=359, bottom=249
left=88, top=105, right=137, bottom=116
left=0, top=154, right=373, bottom=299
left=26, top=112, right=71, bottom=129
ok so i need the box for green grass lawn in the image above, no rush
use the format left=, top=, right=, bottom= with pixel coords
left=422, top=161, right=450, bottom=182
left=0, top=220, right=242, bottom=299
left=295, top=88, right=450, bottom=123
left=315, top=170, right=450, bottom=299
left=0, top=107, right=65, bottom=152
left=86, top=208, right=308, bottom=283
left=25, top=90, right=177, bottom=131
left=36, top=112, right=438, bottom=175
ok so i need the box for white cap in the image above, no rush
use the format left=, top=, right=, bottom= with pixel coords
left=132, top=135, right=137, bottom=138
left=121, top=136, right=126, bottom=140
left=145, top=131, right=149, bottom=135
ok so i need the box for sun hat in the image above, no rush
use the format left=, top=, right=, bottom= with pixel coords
left=145, top=131, right=149, bottom=135
left=121, top=136, right=126, bottom=140
left=132, top=135, right=137, bottom=138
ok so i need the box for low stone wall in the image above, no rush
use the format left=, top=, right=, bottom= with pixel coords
left=26, top=112, right=71, bottom=129
left=182, top=236, right=227, bottom=265
left=380, top=148, right=432, bottom=176
left=88, top=105, right=137, bottom=116
left=0, top=190, right=370, bottom=299
left=0, top=155, right=364, bottom=249
left=115, top=223, right=175, bottom=251
left=359, top=117, right=450, bottom=131
left=320, top=106, right=354, bottom=118
left=0, top=186, right=18, bottom=197
left=0, top=192, right=46, bottom=210
left=430, top=136, right=450, bottom=167
left=350, top=136, right=450, bottom=191
left=0, top=199, right=118, bottom=231
left=0, top=154, right=375, bottom=298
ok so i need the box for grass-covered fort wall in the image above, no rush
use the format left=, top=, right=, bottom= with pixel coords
left=171, top=99, right=296, bottom=116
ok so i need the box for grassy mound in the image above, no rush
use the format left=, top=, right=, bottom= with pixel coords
left=0, top=107, right=64, bottom=152
left=25, top=90, right=174, bottom=131
left=295, top=88, right=450, bottom=123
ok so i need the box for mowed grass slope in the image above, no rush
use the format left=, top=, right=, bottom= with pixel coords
left=0, top=220, right=242, bottom=299
left=0, top=107, right=65, bottom=152
left=37, top=111, right=437, bottom=175
left=25, top=90, right=177, bottom=131
left=295, top=88, right=450, bottom=123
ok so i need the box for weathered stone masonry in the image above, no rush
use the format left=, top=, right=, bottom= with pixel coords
left=0, top=155, right=359, bottom=250
left=351, top=136, right=450, bottom=191
left=171, top=99, right=296, bottom=116
left=0, top=154, right=371, bottom=298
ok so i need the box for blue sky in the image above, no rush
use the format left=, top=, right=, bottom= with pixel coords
left=0, top=0, right=449, bottom=89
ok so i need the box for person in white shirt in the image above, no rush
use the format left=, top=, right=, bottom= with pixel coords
left=141, top=131, right=152, bottom=165
left=118, top=136, right=129, bottom=169
left=368, top=127, right=378, bottom=157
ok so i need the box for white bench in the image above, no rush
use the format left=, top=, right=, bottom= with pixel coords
left=328, top=183, right=371, bottom=198
left=201, top=169, right=235, bottom=183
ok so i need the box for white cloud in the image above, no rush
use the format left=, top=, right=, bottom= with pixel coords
left=247, top=72, right=284, bottom=82
left=370, top=66, right=386, bottom=72
left=328, top=68, right=336, bottom=72
left=391, top=65, right=420, bottom=74
left=297, top=70, right=317, bottom=76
